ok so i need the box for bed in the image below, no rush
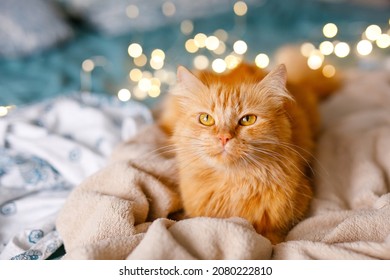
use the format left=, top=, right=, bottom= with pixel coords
left=0, top=0, right=389, bottom=260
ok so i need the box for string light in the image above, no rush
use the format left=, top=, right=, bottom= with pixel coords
left=180, top=20, right=194, bottom=35
left=133, top=86, right=148, bottom=100
left=365, top=25, right=382, bottom=41
left=194, top=33, right=207, bottom=48
left=185, top=39, right=199, bottom=53
left=212, top=58, right=227, bottom=73
left=233, top=40, right=248, bottom=55
left=323, top=23, right=338, bottom=38
left=129, top=68, right=143, bottom=82
left=233, top=1, right=248, bottom=16
left=319, top=41, right=334, bottom=55
left=307, top=50, right=324, bottom=70
left=134, top=54, right=147, bottom=67
left=193, top=55, right=209, bottom=70
left=205, top=36, right=220, bottom=51
left=162, top=1, right=176, bottom=17
left=224, top=55, right=241, bottom=69
left=128, top=43, right=143, bottom=58
left=356, top=40, right=373, bottom=56
left=322, top=65, right=336, bottom=78
left=255, top=53, right=270, bottom=68
left=334, top=42, right=350, bottom=57
left=138, top=78, right=152, bottom=91
left=376, top=33, right=390, bottom=48
left=151, top=49, right=166, bottom=62
left=126, top=5, right=139, bottom=19
left=300, top=43, right=315, bottom=57
left=117, top=89, right=131, bottom=102
left=82, top=59, right=95, bottom=72
left=148, top=85, right=161, bottom=98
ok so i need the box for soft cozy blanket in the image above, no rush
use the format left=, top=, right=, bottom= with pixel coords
left=56, top=69, right=390, bottom=259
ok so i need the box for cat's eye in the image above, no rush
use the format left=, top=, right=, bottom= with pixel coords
left=239, top=115, right=257, bottom=126
left=199, top=113, right=215, bottom=126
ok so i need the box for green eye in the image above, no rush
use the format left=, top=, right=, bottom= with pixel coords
left=199, top=113, right=215, bottom=126
left=239, top=115, right=257, bottom=126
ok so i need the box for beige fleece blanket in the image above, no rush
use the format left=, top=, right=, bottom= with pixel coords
left=56, top=69, right=390, bottom=259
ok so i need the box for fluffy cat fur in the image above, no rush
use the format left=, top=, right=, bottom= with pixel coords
left=159, top=62, right=335, bottom=244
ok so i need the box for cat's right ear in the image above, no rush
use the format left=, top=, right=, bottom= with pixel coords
left=176, top=66, right=208, bottom=94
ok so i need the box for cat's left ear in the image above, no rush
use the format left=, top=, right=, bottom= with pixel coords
left=176, top=66, right=208, bottom=94
left=257, top=64, right=293, bottom=102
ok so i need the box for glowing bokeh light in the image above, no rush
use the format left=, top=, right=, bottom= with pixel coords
left=214, top=29, right=228, bottom=42
left=129, top=68, right=143, bottom=82
left=319, top=41, right=334, bottom=55
left=307, top=53, right=323, bottom=70
left=356, top=40, right=373, bottom=56
left=300, top=42, right=315, bottom=57
left=185, top=39, right=199, bottom=53
left=118, top=89, right=131, bottom=102
left=212, top=58, right=227, bottom=73
left=205, top=36, right=220, bottom=51
left=233, top=40, right=248, bottom=55
left=194, top=33, right=207, bottom=48
left=323, top=23, right=338, bottom=38
left=138, top=78, right=152, bottom=91
left=334, top=42, right=350, bottom=58
left=365, top=25, right=382, bottom=41
left=126, top=5, right=139, bottom=18
left=148, top=85, right=161, bottom=98
left=376, top=34, right=390, bottom=48
left=255, top=53, right=270, bottom=68
left=322, top=65, right=336, bottom=78
left=162, top=1, right=176, bottom=17
left=193, top=55, right=209, bottom=70
left=82, top=59, right=95, bottom=72
left=133, top=54, right=147, bottom=67
left=133, top=86, right=148, bottom=100
left=128, top=43, right=143, bottom=58
left=233, top=1, right=248, bottom=16
left=213, top=41, right=226, bottom=55
left=180, top=20, right=194, bottom=35
left=0, top=106, right=8, bottom=117
left=225, top=55, right=241, bottom=69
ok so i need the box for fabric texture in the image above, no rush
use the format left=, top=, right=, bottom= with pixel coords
left=0, top=0, right=72, bottom=57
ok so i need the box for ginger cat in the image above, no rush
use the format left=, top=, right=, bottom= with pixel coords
left=159, top=62, right=333, bottom=244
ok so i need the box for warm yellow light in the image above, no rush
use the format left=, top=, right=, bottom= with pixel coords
left=118, top=89, right=131, bottom=102
left=322, top=65, right=336, bottom=78
left=224, top=55, right=241, bottom=69
left=128, top=43, right=143, bottom=58
left=319, top=41, right=334, bottom=55
left=233, top=1, right=248, bottom=16
left=82, top=59, right=95, bottom=72
left=205, top=36, right=220, bottom=51
left=180, top=20, right=194, bottom=35
left=213, top=41, right=226, bottom=55
left=162, top=1, right=176, bottom=17
left=212, top=58, right=227, bottom=73
left=129, top=68, right=143, bottom=82
left=300, top=42, right=315, bottom=57
left=133, top=54, right=147, bottom=67
left=255, top=53, right=270, bottom=68
left=0, top=106, right=8, bottom=117
left=185, top=39, right=199, bottom=53
left=356, top=40, right=373, bottom=56
left=365, top=25, right=382, bottom=41
left=193, top=55, right=209, bottom=70
left=126, top=4, right=139, bottom=19
left=214, top=29, right=228, bottom=42
left=307, top=51, right=324, bottom=70
left=138, top=78, right=152, bottom=91
left=233, top=40, right=248, bottom=55
left=142, top=71, right=153, bottom=79
left=194, top=33, right=207, bottom=48
left=150, top=59, right=164, bottom=70
left=148, top=85, right=161, bottom=98
left=151, top=78, right=161, bottom=87
left=323, top=23, right=338, bottom=38
left=334, top=42, right=350, bottom=58
left=133, top=86, right=148, bottom=100
left=154, top=69, right=169, bottom=82
left=151, top=49, right=165, bottom=61
left=376, top=34, right=390, bottom=48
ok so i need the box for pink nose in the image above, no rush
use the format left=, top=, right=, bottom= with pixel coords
left=218, top=135, right=232, bottom=146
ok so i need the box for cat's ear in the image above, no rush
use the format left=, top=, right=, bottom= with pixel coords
left=257, top=64, right=293, bottom=102
left=176, top=66, right=208, bottom=94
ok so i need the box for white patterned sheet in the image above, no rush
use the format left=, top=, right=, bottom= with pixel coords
left=0, top=93, right=152, bottom=259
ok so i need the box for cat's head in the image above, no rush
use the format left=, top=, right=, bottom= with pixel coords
left=170, top=64, right=294, bottom=169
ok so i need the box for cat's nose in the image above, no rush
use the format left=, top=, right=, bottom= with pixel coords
left=218, top=134, right=232, bottom=146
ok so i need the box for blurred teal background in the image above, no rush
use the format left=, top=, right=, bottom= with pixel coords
left=0, top=0, right=389, bottom=108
